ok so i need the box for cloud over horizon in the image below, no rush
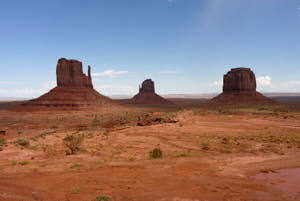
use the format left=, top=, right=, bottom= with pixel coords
left=92, top=70, right=128, bottom=78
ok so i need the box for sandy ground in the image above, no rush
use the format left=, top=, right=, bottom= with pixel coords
left=0, top=105, right=300, bottom=201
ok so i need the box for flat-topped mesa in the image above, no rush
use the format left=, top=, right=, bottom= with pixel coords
left=139, top=79, right=155, bottom=93
left=210, top=67, right=274, bottom=105
left=56, top=58, right=93, bottom=88
left=223, top=67, right=256, bottom=93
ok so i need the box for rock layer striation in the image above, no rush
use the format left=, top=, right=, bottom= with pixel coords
left=57, top=58, right=93, bottom=88
left=223, top=68, right=256, bottom=93
left=22, top=58, right=118, bottom=109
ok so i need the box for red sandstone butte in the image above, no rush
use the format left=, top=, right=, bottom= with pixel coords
left=130, top=79, right=171, bottom=105
left=56, top=58, right=93, bottom=88
left=210, top=68, right=274, bottom=105
left=21, top=58, right=117, bottom=109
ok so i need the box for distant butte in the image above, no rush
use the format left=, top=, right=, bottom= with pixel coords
left=130, top=79, right=171, bottom=105
left=210, top=67, right=274, bottom=105
left=21, top=58, right=118, bottom=109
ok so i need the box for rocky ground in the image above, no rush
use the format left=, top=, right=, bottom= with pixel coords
left=0, top=104, right=300, bottom=201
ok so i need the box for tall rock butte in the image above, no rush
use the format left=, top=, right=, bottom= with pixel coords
left=22, top=58, right=118, bottom=109
left=56, top=58, right=93, bottom=88
left=210, top=68, right=274, bottom=105
left=130, top=79, right=170, bottom=105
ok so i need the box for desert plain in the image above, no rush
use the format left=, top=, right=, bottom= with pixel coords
left=0, top=100, right=300, bottom=201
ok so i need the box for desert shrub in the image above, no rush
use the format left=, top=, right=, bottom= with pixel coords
left=0, top=139, right=5, bottom=146
left=96, top=195, right=114, bottom=201
left=17, top=138, right=30, bottom=147
left=201, top=142, right=210, bottom=150
left=0, top=147, right=3, bottom=151
left=63, top=134, right=84, bottom=155
left=149, top=147, right=163, bottom=159
left=19, top=160, right=29, bottom=165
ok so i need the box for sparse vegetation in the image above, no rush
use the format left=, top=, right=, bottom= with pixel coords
left=201, top=142, right=210, bottom=150
left=19, top=160, right=30, bottom=166
left=17, top=138, right=30, bottom=147
left=96, top=195, right=114, bottom=201
left=63, top=134, right=84, bottom=155
left=149, top=147, right=163, bottom=159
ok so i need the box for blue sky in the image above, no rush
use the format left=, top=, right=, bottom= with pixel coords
left=0, top=0, right=300, bottom=98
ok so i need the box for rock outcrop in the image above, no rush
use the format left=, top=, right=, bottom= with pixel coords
left=210, top=68, right=274, bottom=105
left=139, top=79, right=155, bottom=93
left=130, top=79, right=171, bottom=105
left=56, top=58, right=93, bottom=88
left=223, top=68, right=256, bottom=93
left=21, top=58, right=119, bottom=109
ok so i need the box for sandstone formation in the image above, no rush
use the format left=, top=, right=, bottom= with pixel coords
left=210, top=68, right=274, bottom=105
left=130, top=79, right=171, bottom=105
left=223, top=68, right=256, bottom=93
left=22, top=58, right=118, bottom=109
left=56, top=58, right=93, bottom=88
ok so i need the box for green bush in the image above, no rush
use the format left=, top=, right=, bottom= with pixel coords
left=149, top=147, right=163, bottom=159
left=96, top=195, right=114, bottom=201
left=201, top=142, right=210, bottom=150
left=19, top=160, right=29, bottom=165
left=63, top=134, right=84, bottom=155
left=17, top=139, right=30, bottom=147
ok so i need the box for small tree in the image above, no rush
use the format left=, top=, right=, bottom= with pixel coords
left=63, top=134, right=84, bottom=155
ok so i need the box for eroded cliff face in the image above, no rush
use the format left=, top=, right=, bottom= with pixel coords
left=210, top=67, right=274, bottom=105
left=223, top=68, right=256, bottom=93
left=21, top=58, right=120, bottom=109
left=56, top=58, right=93, bottom=88
left=139, top=79, right=155, bottom=93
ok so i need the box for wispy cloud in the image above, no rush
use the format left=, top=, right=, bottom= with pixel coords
left=95, top=84, right=136, bottom=95
left=0, top=81, right=56, bottom=98
left=298, top=6, right=300, bottom=15
left=167, top=0, right=174, bottom=2
left=159, top=70, right=178, bottom=74
left=0, top=81, right=15, bottom=85
left=43, top=81, right=56, bottom=88
left=92, top=70, right=128, bottom=78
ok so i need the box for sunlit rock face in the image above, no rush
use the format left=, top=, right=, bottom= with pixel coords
left=56, top=58, right=93, bottom=88
left=20, top=58, right=119, bottom=109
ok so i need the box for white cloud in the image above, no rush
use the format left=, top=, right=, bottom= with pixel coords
left=0, top=88, right=48, bottom=98
left=211, top=80, right=223, bottom=87
left=256, top=75, right=300, bottom=92
left=168, top=0, right=174, bottom=2
left=0, top=81, right=56, bottom=98
left=256, top=76, right=272, bottom=87
left=92, top=70, right=128, bottom=78
left=43, top=81, right=56, bottom=88
left=95, top=84, right=137, bottom=95
left=159, top=70, right=178, bottom=74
